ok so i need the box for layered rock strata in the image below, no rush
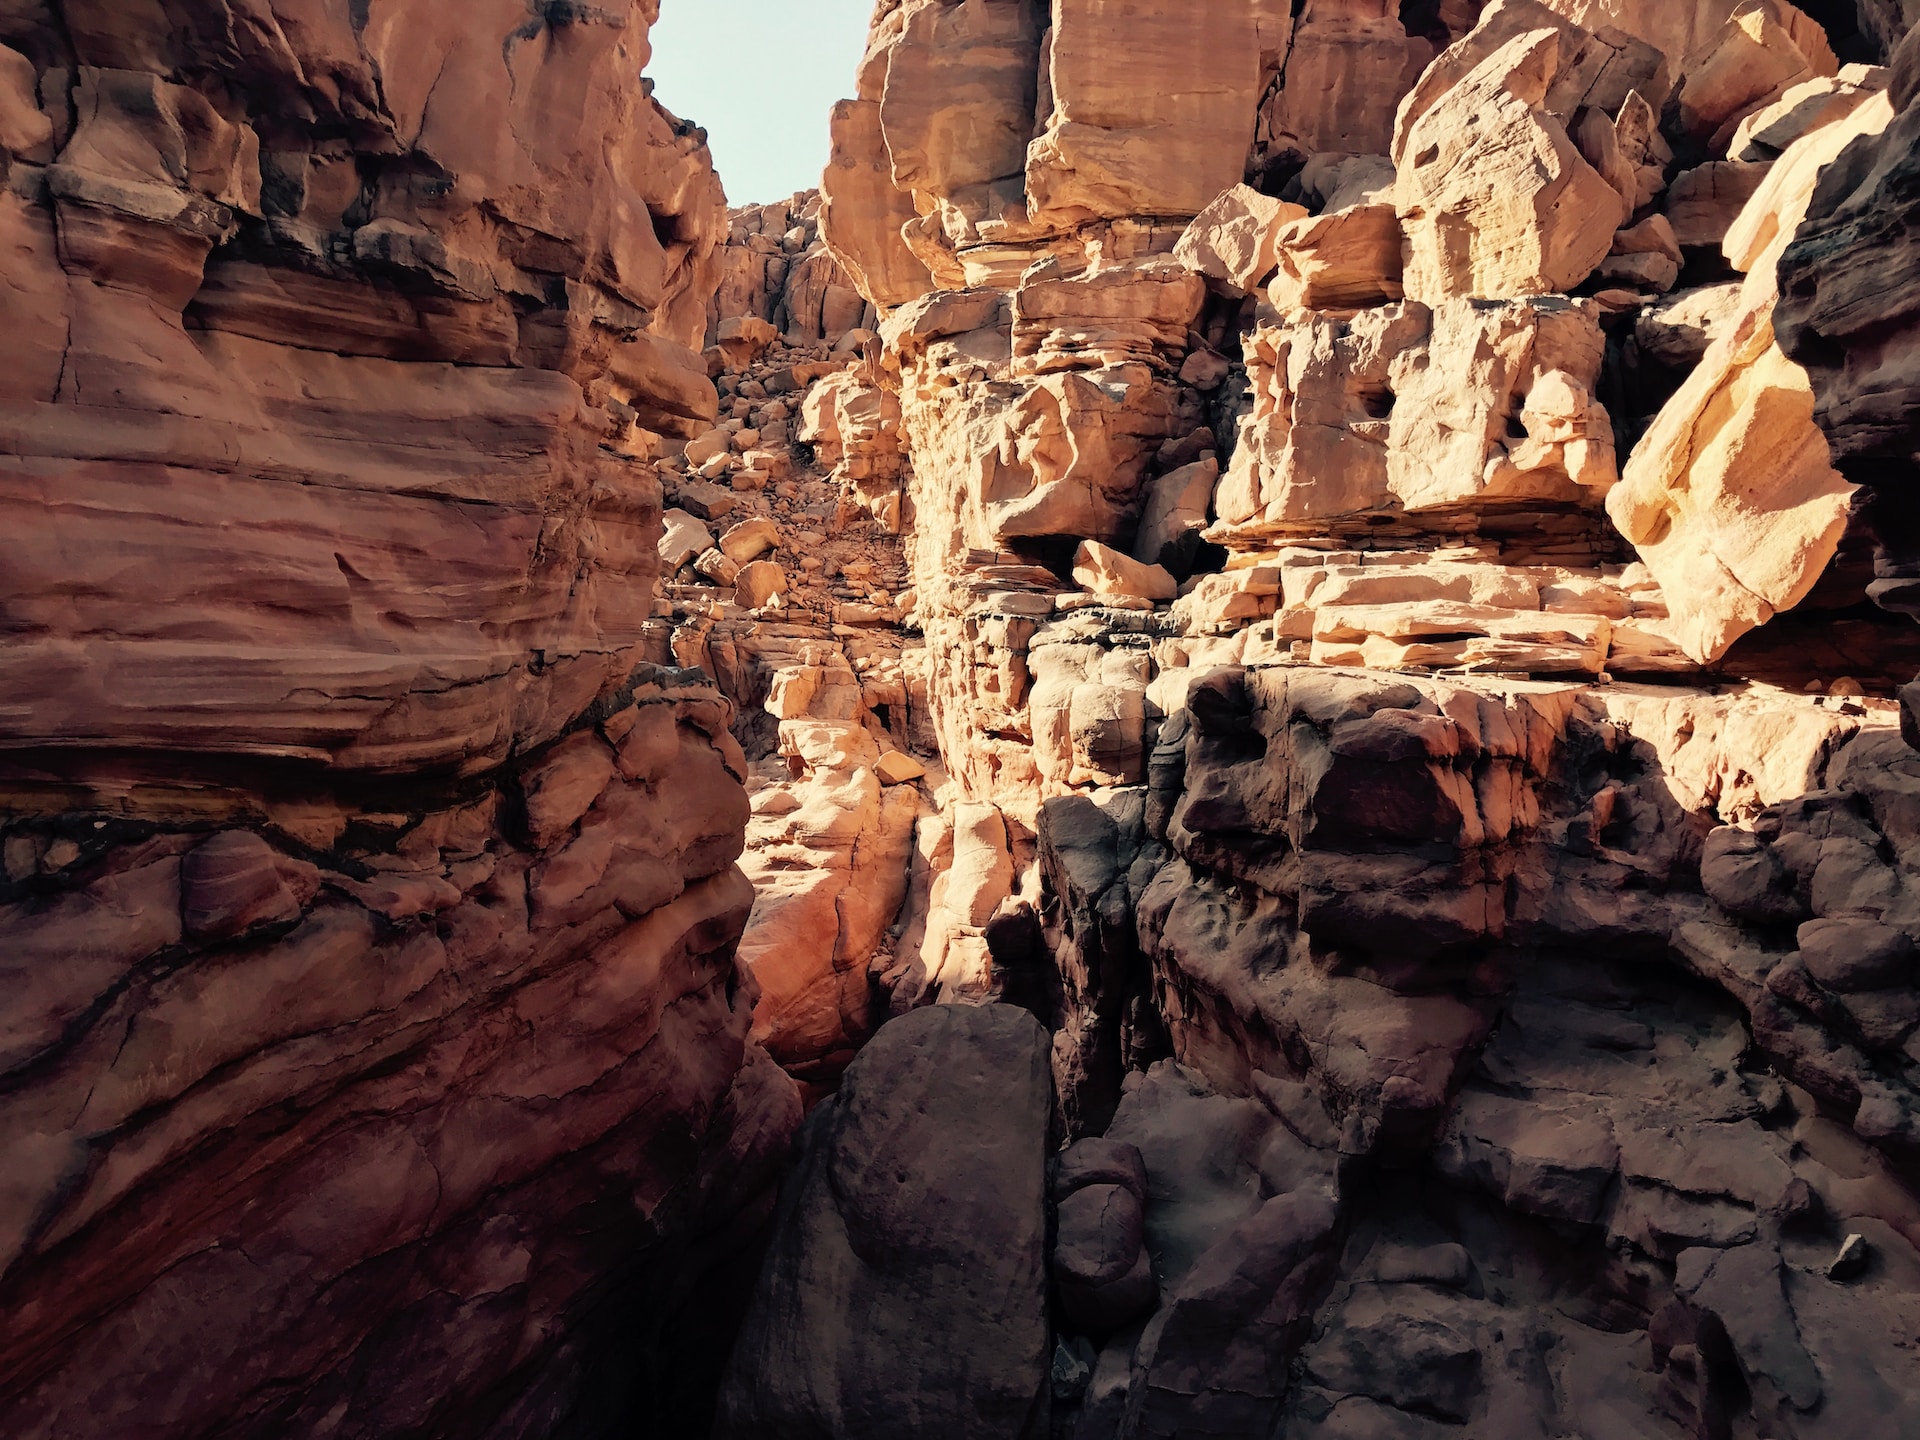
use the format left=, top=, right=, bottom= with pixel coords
left=694, top=1, right=1920, bottom=1437
left=12, top=0, right=1920, bottom=1438
left=1778, top=23, right=1920, bottom=615
left=0, top=4, right=801, bottom=1436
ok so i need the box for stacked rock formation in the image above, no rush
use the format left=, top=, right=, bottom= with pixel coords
left=11, top=1, right=1920, bottom=1439
left=705, top=3, right=1920, bottom=1439
left=0, top=4, right=802, bottom=1436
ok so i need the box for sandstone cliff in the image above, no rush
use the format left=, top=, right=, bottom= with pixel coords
left=696, top=2, right=1920, bottom=1438
left=0, top=4, right=801, bottom=1437
left=11, top=1, right=1920, bottom=1439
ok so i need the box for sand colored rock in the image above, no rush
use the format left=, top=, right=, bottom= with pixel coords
left=1216, top=294, right=1615, bottom=536
left=1670, top=165, right=1779, bottom=264
left=820, top=98, right=935, bottom=307
left=708, top=193, right=877, bottom=353
left=1013, top=255, right=1207, bottom=373
left=1536, top=0, right=1742, bottom=64
left=1609, top=93, right=1892, bottom=662
left=719, top=515, right=781, bottom=564
left=1173, top=185, right=1309, bottom=295
left=1074, top=539, right=1179, bottom=603
left=1392, top=0, right=1672, bottom=166
left=1027, top=0, right=1265, bottom=225
left=735, top=559, right=789, bottom=610
left=1637, top=281, right=1747, bottom=366
left=800, top=361, right=908, bottom=531
left=1675, top=0, right=1840, bottom=147
left=1258, top=0, right=1435, bottom=163
left=661, top=508, right=717, bottom=571
left=1730, top=65, right=1890, bottom=160
left=1267, top=202, right=1406, bottom=313
left=1395, top=28, right=1630, bottom=305
left=881, top=0, right=1045, bottom=200
left=1134, top=456, right=1220, bottom=574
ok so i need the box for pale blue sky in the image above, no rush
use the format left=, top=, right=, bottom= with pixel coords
left=649, top=0, right=877, bottom=206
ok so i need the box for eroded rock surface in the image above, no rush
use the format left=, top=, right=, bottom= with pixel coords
left=716, top=1, right=1920, bottom=1437
left=12, top=0, right=1920, bottom=1437
left=713, top=1002, right=1054, bottom=1440
left=0, top=4, right=802, bottom=1436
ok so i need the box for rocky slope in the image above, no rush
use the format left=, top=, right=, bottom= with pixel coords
left=0, top=4, right=801, bottom=1437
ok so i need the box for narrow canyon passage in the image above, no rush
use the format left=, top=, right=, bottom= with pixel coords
left=2, top=1, right=1920, bottom=1438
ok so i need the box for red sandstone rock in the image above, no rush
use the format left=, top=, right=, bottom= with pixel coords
left=0, top=4, right=796, bottom=1435
left=12, top=2, right=1920, bottom=1437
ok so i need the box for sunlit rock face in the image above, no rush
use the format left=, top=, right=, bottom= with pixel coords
left=0, top=3, right=802, bottom=1436
left=681, top=2, right=1920, bottom=1438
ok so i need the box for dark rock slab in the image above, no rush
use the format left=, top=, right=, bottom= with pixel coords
left=714, top=1003, right=1053, bottom=1440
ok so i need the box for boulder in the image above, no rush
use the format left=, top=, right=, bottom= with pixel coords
left=179, top=832, right=320, bottom=942
left=713, top=314, right=777, bottom=369
left=1392, top=0, right=1671, bottom=161
left=1053, top=1170, right=1157, bottom=1332
left=1666, top=160, right=1776, bottom=248
left=735, top=559, right=789, bottom=610
left=876, top=750, right=928, bottom=785
left=1173, top=185, right=1308, bottom=294
left=1675, top=0, right=1839, bottom=148
left=1104, top=1064, right=1344, bottom=1439
left=1268, top=202, right=1406, bottom=312
left=659, top=508, right=716, bottom=571
left=694, top=547, right=740, bottom=586
left=1215, top=294, right=1614, bottom=536
left=1797, top=917, right=1915, bottom=992
left=1074, top=540, right=1179, bottom=603
left=1729, top=65, right=1890, bottom=160
left=1608, top=93, right=1892, bottom=662
left=685, top=428, right=733, bottom=466
left=719, top=515, right=780, bottom=563
left=1635, top=282, right=1745, bottom=367
left=714, top=1004, right=1053, bottom=1440
left=1133, top=458, right=1219, bottom=575
left=1395, top=28, right=1630, bottom=304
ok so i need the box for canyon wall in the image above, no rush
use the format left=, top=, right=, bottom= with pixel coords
left=703, top=2, right=1920, bottom=1438
left=0, top=4, right=801, bottom=1437
left=9, top=0, right=1920, bottom=1437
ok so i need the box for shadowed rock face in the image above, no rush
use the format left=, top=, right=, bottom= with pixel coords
left=1778, top=23, right=1920, bottom=616
left=670, top=3, right=1920, bottom=1437
left=0, top=4, right=801, bottom=1437
left=713, top=1002, right=1055, bottom=1440
left=1038, top=666, right=1920, bottom=1440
